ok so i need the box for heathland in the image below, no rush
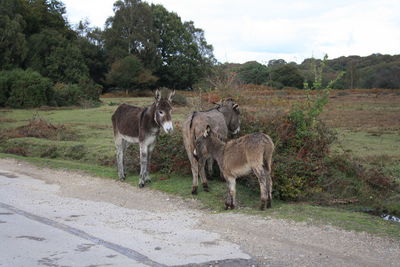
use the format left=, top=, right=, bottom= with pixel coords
left=1, top=87, right=399, bottom=239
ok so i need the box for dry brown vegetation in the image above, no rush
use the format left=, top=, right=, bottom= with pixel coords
left=0, top=116, right=78, bottom=141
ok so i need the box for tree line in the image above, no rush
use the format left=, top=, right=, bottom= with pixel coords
left=1, top=0, right=398, bottom=108
left=231, top=53, right=400, bottom=89
left=0, top=0, right=215, bottom=107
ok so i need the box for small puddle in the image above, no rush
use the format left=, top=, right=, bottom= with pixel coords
left=381, top=214, right=400, bottom=223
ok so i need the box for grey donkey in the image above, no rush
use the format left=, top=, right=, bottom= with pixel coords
left=111, top=89, right=175, bottom=187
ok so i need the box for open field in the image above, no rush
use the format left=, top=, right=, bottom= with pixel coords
left=0, top=89, right=399, bottom=238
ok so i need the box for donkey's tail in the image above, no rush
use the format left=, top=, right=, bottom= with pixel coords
left=262, top=134, right=275, bottom=173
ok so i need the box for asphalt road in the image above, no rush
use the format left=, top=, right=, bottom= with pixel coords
left=0, top=168, right=253, bottom=267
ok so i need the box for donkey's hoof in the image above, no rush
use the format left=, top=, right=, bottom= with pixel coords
left=119, top=177, right=126, bottom=181
left=202, top=184, right=210, bottom=192
left=191, top=186, right=198, bottom=195
left=139, top=183, right=145, bottom=188
left=230, top=204, right=235, bottom=210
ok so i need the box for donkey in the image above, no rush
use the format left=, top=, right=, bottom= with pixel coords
left=182, top=99, right=240, bottom=194
left=111, top=89, right=175, bottom=187
left=193, top=125, right=275, bottom=210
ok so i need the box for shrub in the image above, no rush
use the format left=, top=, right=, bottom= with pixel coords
left=78, top=78, right=102, bottom=101
left=0, top=69, right=53, bottom=108
left=171, top=93, right=188, bottom=106
left=53, top=83, right=83, bottom=106
left=125, top=128, right=191, bottom=175
left=240, top=110, right=334, bottom=200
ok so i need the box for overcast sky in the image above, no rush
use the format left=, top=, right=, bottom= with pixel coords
left=63, top=0, right=400, bottom=64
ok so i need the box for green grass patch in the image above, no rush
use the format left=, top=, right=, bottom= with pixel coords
left=335, top=129, right=400, bottom=158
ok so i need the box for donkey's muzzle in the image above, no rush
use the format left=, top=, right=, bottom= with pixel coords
left=162, top=121, right=174, bottom=134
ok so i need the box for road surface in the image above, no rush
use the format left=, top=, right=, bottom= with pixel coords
left=0, top=158, right=399, bottom=266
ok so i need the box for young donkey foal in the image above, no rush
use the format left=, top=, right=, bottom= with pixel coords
left=111, top=89, right=175, bottom=187
left=194, top=126, right=275, bottom=210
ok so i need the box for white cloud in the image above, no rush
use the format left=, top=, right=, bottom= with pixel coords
left=63, top=0, right=400, bottom=63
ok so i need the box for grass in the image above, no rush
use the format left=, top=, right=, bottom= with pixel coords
left=0, top=90, right=400, bottom=240
left=335, top=130, right=400, bottom=158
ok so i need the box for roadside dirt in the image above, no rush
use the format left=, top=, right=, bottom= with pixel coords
left=1, top=158, right=399, bottom=266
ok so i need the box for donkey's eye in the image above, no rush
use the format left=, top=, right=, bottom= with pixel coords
left=158, top=110, right=164, bottom=115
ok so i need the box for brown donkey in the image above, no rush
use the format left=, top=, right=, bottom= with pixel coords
left=111, top=89, right=175, bottom=187
left=193, top=125, right=275, bottom=210
left=182, top=99, right=240, bottom=194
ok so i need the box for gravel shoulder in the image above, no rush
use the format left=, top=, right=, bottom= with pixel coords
left=1, top=158, right=399, bottom=266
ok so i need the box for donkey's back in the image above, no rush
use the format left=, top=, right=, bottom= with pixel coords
left=224, top=133, right=274, bottom=177
left=112, top=103, right=143, bottom=138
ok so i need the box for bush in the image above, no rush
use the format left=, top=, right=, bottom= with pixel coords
left=239, top=109, right=334, bottom=200
left=78, top=78, right=102, bottom=101
left=0, top=69, right=53, bottom=108
left=53, top=83, right=83, bottom=106
left=125, top=129, right=191, bottom=175
left=171, top=93, right=188, bottom=106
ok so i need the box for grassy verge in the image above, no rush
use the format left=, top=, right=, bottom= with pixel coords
left=1, top=152, right=399, bottom=240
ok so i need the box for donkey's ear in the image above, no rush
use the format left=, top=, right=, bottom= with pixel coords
left=155, top=89, right=161, bottom=101
left=168, top=90, right=175, bottom=102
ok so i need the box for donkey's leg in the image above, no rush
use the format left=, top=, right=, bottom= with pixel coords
left=253, top=168, right=268, bottom=210
left=199, top=157, right=209, bottom=192
left=225, top=177, right=236, bottom=210
left=186, top=145, right=200, bottom=194
left=264, top=166, right=273, bottom=209
left=187, top=153, right=199, bottom=194
left=206, top=158, right=214, bottom=177
left=121, top=138, right=129, bottom=177
left=114, top=135, right=126, bottom=181
left=138, top=143, right=149, bottom=188
left=145, top=142, right=156, bottom=183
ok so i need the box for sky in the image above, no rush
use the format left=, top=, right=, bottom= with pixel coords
left=63, top=0, right=400, bottom=64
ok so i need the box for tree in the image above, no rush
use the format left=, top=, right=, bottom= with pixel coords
left=104, top=0, right=158, bottom=67
left=236, top=61, right=268, bottom=85
left=271, top=65, right=304, bottom=89
left=106, top=55, right=157, bottom=91
left=104, top=1, right=215, bottom=90
left=151, top=4, right=215, bottom=89
left=361, top=61, right=400, bottom=89
left=0, top=14, right=27, bottom=70
left=268, top=59, right=287, bottom=68
left=75, top=20, right=108, bottom=87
